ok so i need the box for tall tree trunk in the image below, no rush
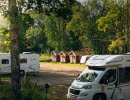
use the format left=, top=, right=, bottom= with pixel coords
left=127, top=0, right=130, bottom=52
left=8, top=0, right=21, bottom=100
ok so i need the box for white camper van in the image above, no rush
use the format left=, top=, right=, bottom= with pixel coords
left=67, top=55, right=130, bottom=100
left=0, top=53, right=40, bottom=75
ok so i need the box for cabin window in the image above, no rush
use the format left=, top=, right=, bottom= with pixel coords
left=125, top=67, right=130, bottom=82
left=20, top=58, right=27, bottom=63
left=2, top=59, right=9, bottom=64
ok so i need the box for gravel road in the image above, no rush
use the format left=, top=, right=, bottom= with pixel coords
left=30, top=63, right=86, bottom=85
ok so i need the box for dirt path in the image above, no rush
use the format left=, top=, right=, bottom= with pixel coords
left=30, top=63, right=86, bottom=85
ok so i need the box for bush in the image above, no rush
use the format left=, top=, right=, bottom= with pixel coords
left=0, top=80, right=51, bottom=100
left=40, top=54, right=52, bottom=62
left=21, top=80, right=50, bottom=100
left=0, top=82, right=13, bottom=100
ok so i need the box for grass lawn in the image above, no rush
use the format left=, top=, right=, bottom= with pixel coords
left=48, top=84, right=70, bottom=100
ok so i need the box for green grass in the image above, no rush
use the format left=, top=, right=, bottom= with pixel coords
left=0, top=78, right=69, bottom=100
left=0, top=80, right=50, bottom=100
left=48, top=84, right=70, bottom=100
left=40, top=62, right=87, bottom=67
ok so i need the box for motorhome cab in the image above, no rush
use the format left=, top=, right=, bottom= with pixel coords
left=0, top=53, right=40, bottom=75
left=67, top=55, right=130, bottom=100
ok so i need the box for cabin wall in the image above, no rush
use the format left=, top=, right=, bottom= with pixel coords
left=65, top=55, right=70, bottom=63
left=56, top=55, right=60, bottom=62
left=52, top=55, right=56, bottom=62
left=76, top=56, right=80, bottom=63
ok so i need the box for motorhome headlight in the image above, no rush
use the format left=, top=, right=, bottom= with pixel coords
left=82, top=85, right=93, bottom=89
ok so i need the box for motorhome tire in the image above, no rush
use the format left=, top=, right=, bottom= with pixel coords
left=93, top=94, right=106, bottom=100
left=20, top=70, right=25, bottom=76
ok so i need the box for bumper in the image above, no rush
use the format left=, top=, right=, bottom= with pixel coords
left=67, top=93, right=93, bottom=100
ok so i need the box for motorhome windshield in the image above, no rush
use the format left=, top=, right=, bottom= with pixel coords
left=77, top=72, right=98, bottom=82
left=76, top=67, right=105, bottom=82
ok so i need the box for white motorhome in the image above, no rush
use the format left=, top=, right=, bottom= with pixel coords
left=67, top=55, right=130, bottom=100
left=0, top=53, right=40, bottom=75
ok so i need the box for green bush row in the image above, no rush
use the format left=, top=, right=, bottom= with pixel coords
left=0, top=80, right=51, bottom=100
left=40, top=54, right=52, bottom=62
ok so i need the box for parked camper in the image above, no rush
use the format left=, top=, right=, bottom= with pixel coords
left=67, top=55, right=130, bottom=100
left=0, top=53, right=40, bottom=75
left=80, top=55, right=92, bottom=64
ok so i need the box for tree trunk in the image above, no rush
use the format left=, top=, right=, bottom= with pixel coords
left=8, top=0, right=21, bottom=100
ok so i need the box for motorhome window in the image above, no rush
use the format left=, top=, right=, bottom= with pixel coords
left=76, top=72, right=98, bottom=82
left=119, top=68, right=125, bottom=84
left=2, top=59, right=9, bottom=64
left=125, top=67, right=130, bottom=82
left=100, top=69, right=116, bottom=84
left=20, top=58, right=27, bottom=63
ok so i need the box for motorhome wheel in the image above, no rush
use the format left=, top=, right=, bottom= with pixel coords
left=93, top=94, right=106, bottom=100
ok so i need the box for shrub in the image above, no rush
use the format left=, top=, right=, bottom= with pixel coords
left=40, top=54, right=51, bottom=62
left=0, top=79, right=51, bottom=100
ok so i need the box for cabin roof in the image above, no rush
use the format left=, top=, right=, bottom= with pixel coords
left=59, top=51, right=70, bottom=56
left=51, top=51, right=60, bottom=55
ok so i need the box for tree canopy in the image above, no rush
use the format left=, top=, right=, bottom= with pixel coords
left=0, top=0, right=129, bottom=54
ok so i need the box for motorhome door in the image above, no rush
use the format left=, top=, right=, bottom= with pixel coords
left=118, top=67, right=130, bottom=100
left=99, top=68, right=118, bottom=100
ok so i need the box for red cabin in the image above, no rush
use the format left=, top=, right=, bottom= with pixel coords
left=51, top=51, right=60, bottom=62
left=69, top=51, right=88, bottom=63
left=59, top=51, right=70, bottom=63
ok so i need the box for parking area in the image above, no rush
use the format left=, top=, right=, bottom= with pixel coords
left=30, top=63, right=86, bottom=85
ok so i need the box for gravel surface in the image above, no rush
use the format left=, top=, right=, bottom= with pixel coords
left=30, top=63, right=86, bottom=85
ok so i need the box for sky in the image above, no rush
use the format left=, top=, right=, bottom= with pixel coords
left=77, top=0, right=86, bottom=2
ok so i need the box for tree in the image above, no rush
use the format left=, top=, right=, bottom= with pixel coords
left=8, top=0, right=21, bottom=99
left=26, top=12, right=48, bottom=53
left=43, top=0, right=77, bottom=51
left=96, top=1, right=128, bottom=54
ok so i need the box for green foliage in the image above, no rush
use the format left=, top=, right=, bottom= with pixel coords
left=0, top=17, right=8, bottom=29
left=21, top=80, right=50, bottom=100
left=0, top=82, right=13, bottom=100
left=0, top=0, right=129, bottom=54
left=96, top=2, right=123, bottom=33
left=0, top=80, right=51, bottom=100
left=0, top=79, right=70, bottom=100
left=25, top=12, right=48, bottom=53
left=108, top=32, right=126, bottom=54
left=0, top=28, right=10, bottom=53
left=40, top=54, right=52, bottom=62
left=96, top=1, right=128, bottom=54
